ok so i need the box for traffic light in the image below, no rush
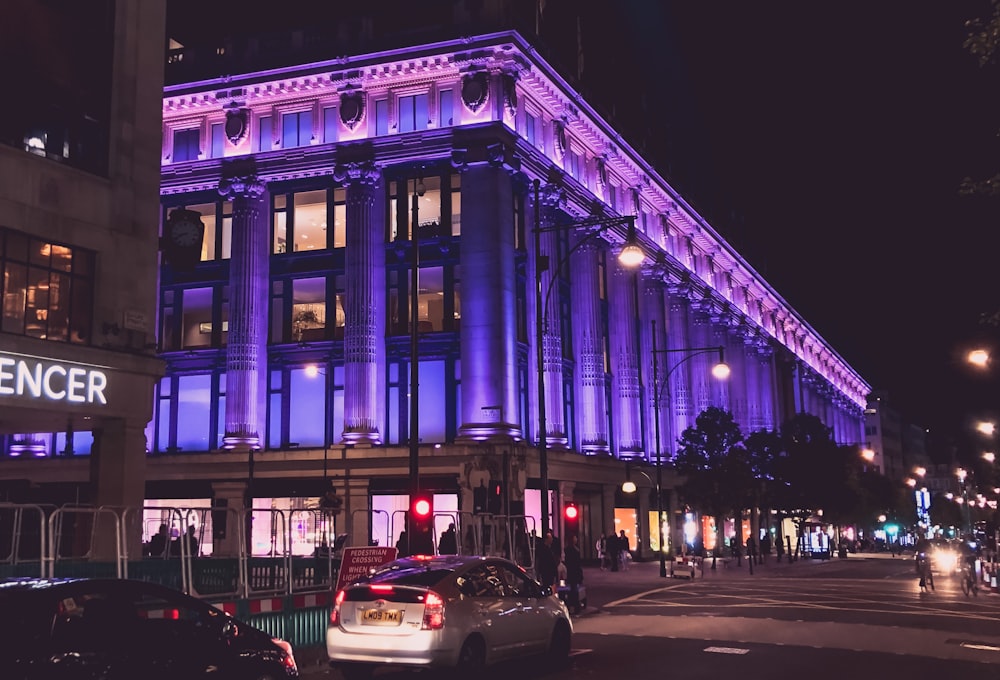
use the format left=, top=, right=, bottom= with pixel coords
left=563, top=503, right=580, bottom=541
left=409, top=494, right=435, bottom=555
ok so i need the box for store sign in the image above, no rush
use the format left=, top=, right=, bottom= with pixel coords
left=0, top=352, right=109, bottom=405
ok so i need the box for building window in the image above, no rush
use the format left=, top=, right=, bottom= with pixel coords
left=180, top=287, right=214, bottom=349
left=175, top=373, right=213, bottom=452
left=257, top=116, right=272, bottom=152
left=172, top=128, right=200, bottom=162
left=375, top=99, right=389, bottom=136
left=281, top=110, right=313, bottom=148
left=399, top=93, right=428, bottom=133
left=0, top=229, right=94, bottom=344
left=525, top=112, right=537, bottom=147
left=291, top=277, right=327, bottom=343
left=210, top=122, right=225, bottom=158
left=323, top=106, right=339, bottom=143
left=179, top=200, right=232, bottom=262
left=438, top=89, right=453, bottom=127
left=273, top=188, right=332, bottom=254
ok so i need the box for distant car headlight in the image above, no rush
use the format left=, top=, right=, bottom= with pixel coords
left=935, top=550, right=958, bottom=572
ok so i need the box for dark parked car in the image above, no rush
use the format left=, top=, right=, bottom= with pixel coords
left=0, top=577, right=298, bottom=680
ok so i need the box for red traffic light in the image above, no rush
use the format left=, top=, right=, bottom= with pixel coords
left=412, top=497, right=432, bottom=518
left=564, top=504, right=579, bottom=521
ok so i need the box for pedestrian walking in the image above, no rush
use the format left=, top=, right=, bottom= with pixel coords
left=535, top=530, right=559, bottom=589
left=596, top=534, right=608, bottom=570
left=618, top=530, right=631, bottom=571
left=607, top=531, right=620, bottom=572
left=563, top=535, right=584, bottom=613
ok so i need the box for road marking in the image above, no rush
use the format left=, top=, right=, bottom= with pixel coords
left=705, top=646, right=750, bottom=655
left=952, top=640, right=1000, bottom=652
left=569, top=649, right=593, bottom=657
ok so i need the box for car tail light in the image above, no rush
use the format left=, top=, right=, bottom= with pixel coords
left=330, top=589, right=346, bottom=627
left=271, top=638, right=298, bottom=672
left=421, top=591, right=445, bottom=630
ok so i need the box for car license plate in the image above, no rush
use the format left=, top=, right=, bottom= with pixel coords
left=361, top=608, right=403, bottom=625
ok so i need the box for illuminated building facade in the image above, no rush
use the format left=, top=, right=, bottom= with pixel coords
left=148, top=29, right=870, bottom=556
left=0, top=11, right=870, bottom=559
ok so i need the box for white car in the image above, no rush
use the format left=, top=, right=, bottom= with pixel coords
left=326, top=554, right=573, bottom=678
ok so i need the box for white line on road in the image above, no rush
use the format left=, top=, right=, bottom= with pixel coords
left=705, top=646, right=750, bottom=655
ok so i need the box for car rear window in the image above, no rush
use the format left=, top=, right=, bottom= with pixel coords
left=366, top=565, right=454, bottom=587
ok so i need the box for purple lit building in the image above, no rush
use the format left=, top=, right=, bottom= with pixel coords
left=0, top=5, right=870, bottom=562
left=148, top=27, right=869, bottom=558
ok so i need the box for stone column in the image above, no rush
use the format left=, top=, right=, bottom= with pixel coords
left=743, top=331, right=763, bottom=432
left=608, top=256, right=642, bottom=457
left=527, top=183, right=568, bottom=447
left=90, top=417, right=148, bottom=559
left=218, top=171, right=268, bottom=452
left=640, top=267, right=667, bottom=464
left=569, top=232, right=609, bottom=454
left=665, top=281, right=694, bottom=451
left=336, top=161, right=386, bottom=445
left=456, top=151, right=520, bottom=440
left=689, top=299, right=714, bottom=419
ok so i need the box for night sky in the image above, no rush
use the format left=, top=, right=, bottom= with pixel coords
left=581, top=2, right=1000, bottom=449
left=165, top=1, right=1000, bottom=452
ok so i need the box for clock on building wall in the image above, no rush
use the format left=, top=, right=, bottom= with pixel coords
left=163, top=208, right=205, bottom=272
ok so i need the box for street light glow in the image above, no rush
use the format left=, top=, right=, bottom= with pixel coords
left=977, top=421, right=996, bottom=437
left=861, top=448, right=875, bottom=463
left=617, top=242, right=645, bottom=267
left=969, top=349, right=990, bottom=368
left=984, top=451, right=996, bottom=463
left=621, top=480, right=637, bottom=494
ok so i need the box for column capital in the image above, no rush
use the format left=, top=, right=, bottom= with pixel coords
left=218, top=173, right=266, bottom=200
left=451, top=139, right=520, bottom=172
left=333, top=161, right=381, bottom=186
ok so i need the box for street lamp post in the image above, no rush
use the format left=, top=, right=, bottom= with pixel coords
left=649, top=318, right=729, bottom=576
left=409, top=176, right=424, bottom=535
left=532, top=179, right=643, bottom=536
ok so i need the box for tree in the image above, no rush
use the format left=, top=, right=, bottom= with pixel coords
left=961, top=2, right=1000, bottom=196
left=771, top=413, right=844, bottom=552
left=673, top=407, right=749, bottom=561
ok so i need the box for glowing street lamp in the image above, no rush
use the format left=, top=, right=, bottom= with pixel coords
left=976, top=422, right=996, bottom=437
left=968, top=349, right=991, bottom=368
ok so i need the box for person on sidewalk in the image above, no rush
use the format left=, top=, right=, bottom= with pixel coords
left=618, top=530, right=631, bottom=571
left=535, top=530, right=559, bottom=590
left=563, top=535, right=584, bottom=613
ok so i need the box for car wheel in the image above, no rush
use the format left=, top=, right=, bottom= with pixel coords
left=546, top=621, right=571, bottom=668
left=456, top=635, right=486, bottom=671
